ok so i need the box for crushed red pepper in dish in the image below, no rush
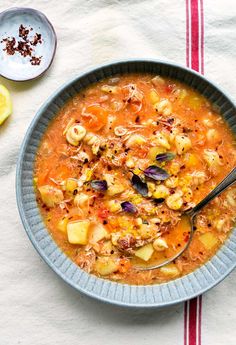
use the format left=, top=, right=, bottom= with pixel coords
left=34, top=73, right=236, bottom=285
left=1, top=24, right=42, bottom=65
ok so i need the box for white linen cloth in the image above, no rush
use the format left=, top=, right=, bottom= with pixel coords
left=0, top=1, right=235, bottom=344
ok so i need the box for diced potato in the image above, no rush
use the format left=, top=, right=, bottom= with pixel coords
left=126, top=134, right=146, bottom=148
left=94, top=256, right=119, bottom=275
left=199, top=232, right=218, bottom=250
left=149, top=90, right=160, bottom=104
left=99, top=241, right=113, bottom=255
left=175, top=135, right=192, bottom=155
left=148, top=147, right=166, bottom=161
left=154, top=132, right=170, bottom=149
left=153, top=185, right=170, bottom=199
left=67, top=220, right=90, bottom=245
left=160, top=264, right=180, bottom=276
left=135, top=244, right=154, bottom=261
left=203, top=149, right=221, bottom=169
left=165, top=176, right=178, bottom=188
left=74, top=193, right=89, bottom=208
left=177, top=89, right=187, bottom=102
left=154, top=99, right=172, bottom=116
left=90, top=223, right=109, bottom=243
left=57, top=217, right=68, bottom=233
left=166, top=191, right=183, bottom=210
left=65, top=178, right=78, bottom=192
left=38, top=185, right=64, bottom=207
left=188, top=96, right=203, bottom=110
left=107, top=184, right=125, bottom=196
left=151, top=75, right=165, bottom=86
left=206, top=129, right=219, bottom=142
left=106, top=199, right=122, bottom=213
left=153, top=238, right=168, bottom=251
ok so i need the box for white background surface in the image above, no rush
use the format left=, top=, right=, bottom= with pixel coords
left=0, top=1, right=235, bottom=344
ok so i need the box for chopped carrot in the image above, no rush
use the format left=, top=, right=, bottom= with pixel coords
left=83, top=105, right=107, bottom=131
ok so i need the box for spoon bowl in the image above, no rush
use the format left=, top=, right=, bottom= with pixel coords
left=134, top=166, right=236, bottom=271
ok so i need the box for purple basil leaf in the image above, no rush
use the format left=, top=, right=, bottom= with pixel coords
left=156, top=152, right=175, bottom=162
left=121, top=201, right=137, bottom=214
left=144, top=165, right=169, bottom=181
left=90, top=180, right=108, bottom=191
left=131, top=173, right=148, bottom=197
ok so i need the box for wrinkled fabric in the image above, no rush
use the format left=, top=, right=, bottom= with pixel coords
left=0, top=1, right=235, bottom=344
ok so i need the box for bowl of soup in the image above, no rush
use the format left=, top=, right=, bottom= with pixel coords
left=16, top=60, right=236, bottom=307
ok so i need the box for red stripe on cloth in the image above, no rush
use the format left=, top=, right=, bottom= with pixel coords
left=198, top=295, right=202, bottom=345
left=186, top=0, right=190, bottom=67
left=189, top=299, right=198, bottom=345
left=184, top=1, right=204, bottom=345
left=184, top=301, right=188, bottom=345
left=199, top=0, right=204, bottom=74
left=190, top=0, right=200, bottom=71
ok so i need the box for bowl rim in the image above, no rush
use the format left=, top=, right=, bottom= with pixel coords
left=16, top=59, right=236, bottom=308
left=0, top=7, right=57, bottom=82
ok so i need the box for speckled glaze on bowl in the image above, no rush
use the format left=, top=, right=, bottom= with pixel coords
left=0, top=7, right=57, bottom=81
left=16, top=60, right=236, bottom=308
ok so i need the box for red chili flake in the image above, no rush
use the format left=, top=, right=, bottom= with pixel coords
left=17, top=40, right=33, bottom=57
left=184, top=235, right=190, bottom=242
left=31, top=33, right=42, bottom=46
left=19, top=24, right=30, bottom=40
left=30, top=56, right=42, bottom=65
left=1, top=24, right=43, bottom=66
left=165, top=84, right=175, bottom=93
left=97, top=208, right=109, bottom=219
left=1, top=37, right=16, bottom=55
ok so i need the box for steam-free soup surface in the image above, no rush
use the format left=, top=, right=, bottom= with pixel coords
left=34, top=74, right=236, bottom=285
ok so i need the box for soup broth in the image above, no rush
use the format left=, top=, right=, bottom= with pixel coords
left=34, top=74, right=236, bottom=285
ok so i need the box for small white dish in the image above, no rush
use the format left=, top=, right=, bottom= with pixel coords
left=0, top=7, right=57, bottom=81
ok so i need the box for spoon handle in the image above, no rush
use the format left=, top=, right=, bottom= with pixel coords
left=187, top=167, right=236, bottom=218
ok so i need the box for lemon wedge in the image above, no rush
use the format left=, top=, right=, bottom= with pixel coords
left=0, top=85, right=12, bottom=125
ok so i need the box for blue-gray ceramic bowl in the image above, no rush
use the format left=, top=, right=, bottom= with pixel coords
left=16, top=60, right=236, bottom=308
